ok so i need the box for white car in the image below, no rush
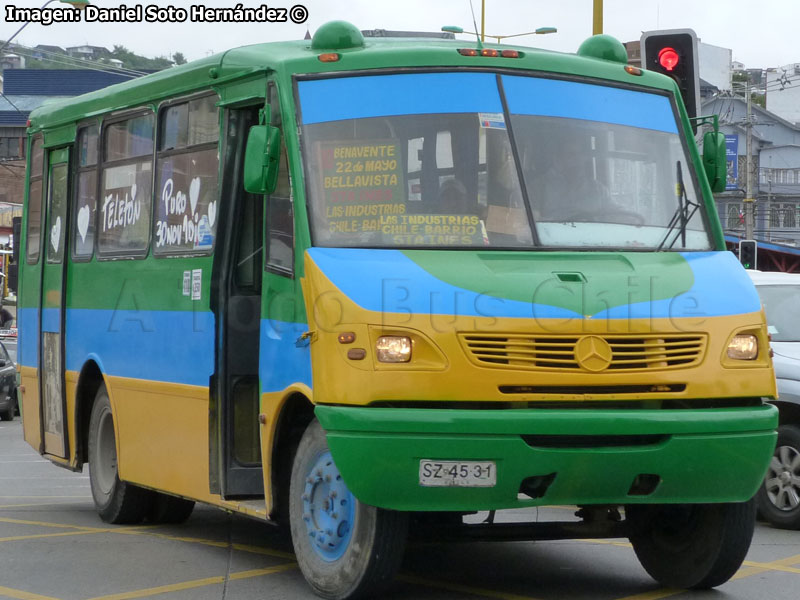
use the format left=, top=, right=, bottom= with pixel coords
left=748, top=270, right=800, bottom=529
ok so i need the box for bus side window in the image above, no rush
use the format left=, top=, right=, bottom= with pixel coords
left=231, top=106, right=263, bottom=293
left=265, top=83, right=293, bottom=276
left=26, top=136, right=44, bottom=263
left=73, top=124, right=98, bottom=259
left=154, top=94, right=220, bottom=256
left=98, top=112, right=154, bottom=257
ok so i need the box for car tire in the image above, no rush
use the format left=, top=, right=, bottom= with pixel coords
left=756, top=424, right=800, bottom=529
left=627, top=499, right=756, bottom=589
left=87, top=384, right=153, bottom=524
left=289, top=420, right=408, bottom=600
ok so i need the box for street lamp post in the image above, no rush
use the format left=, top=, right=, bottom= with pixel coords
left=442, top=26, right=558, bottom=44
left=0, top=0, right=89, bottom=57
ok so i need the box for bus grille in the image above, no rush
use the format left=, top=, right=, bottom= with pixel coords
left=458, top=333, right=706, bottom=372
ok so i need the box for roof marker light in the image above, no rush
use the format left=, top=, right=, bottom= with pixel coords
left=624, top=65, right=643, bottom=76
left=318, top=52, right=340, bottom=62
left=501, top=50, right=521, bottom=58
left=458, top=48, right=479, bottom=56
left=481, top=48, right=499, bottom=57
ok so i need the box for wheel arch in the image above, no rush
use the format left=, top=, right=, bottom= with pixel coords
left=268, top=390, right=315, bottom=522
left=773, top=400, right=800, bottom=427
left=74, top=359, right=107, bottom=469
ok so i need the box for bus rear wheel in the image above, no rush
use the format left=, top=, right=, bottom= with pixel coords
left=627, top=500, right=755, bottom=589
left=289, top=420, right=408, bottom=600
left=87, top=385, right=153, bottom=524
left=148, top=493, right=195, bottom=524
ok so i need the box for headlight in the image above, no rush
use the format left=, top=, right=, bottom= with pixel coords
left=727, top=334, right=758, bottom=360
left=376, top=336, right=412, bottom=363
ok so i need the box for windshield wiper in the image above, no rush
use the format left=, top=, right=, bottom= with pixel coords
left=657, top=160, right=701, bottom=250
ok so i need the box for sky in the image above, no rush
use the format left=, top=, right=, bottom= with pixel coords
left=2, top=0, right=797, bottom=69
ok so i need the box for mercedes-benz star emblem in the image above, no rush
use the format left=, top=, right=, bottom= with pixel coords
left=574, top=336, right=613, bottom=372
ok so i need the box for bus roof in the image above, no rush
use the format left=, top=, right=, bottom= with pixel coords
left=28, top=21, right=677, bottom=132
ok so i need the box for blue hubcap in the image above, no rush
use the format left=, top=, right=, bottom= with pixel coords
left=301, top=451, right=355, bottom=561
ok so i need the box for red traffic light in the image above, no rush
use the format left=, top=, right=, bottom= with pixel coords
left=658, top=47, right=680, bottom=71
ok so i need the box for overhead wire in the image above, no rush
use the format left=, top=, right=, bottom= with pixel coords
left=4, top=42, right=152, bottom=78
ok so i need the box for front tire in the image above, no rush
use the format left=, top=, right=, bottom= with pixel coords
left=627, top=500, right=755, bottom=589
left=88, top=385, right=153, bottom=524
left=756, top=424, right=800, bottom=529
left=289, top=420, right=407, bottom=600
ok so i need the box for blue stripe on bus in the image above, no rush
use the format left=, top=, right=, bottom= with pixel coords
left=64, top=308, right=215, bottom=386
left=260, top=320, right=312, bottom=393
left=501, top=75, right=679, bottom=134
left=20, top=306, right=312, bottom=392
left=18, top=307, right=39, bottom=367
left=41, top=308, right=61, bottom=333
left=307, top=248, right=761, bottom=320
left=298, top=72, right=503, bottom=124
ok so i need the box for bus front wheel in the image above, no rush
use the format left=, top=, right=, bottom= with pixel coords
left=627, top=500, right=755, bottom=589
left=87, top=385, right=153, bottom=524
left=288, top=420, right=408, bottom=600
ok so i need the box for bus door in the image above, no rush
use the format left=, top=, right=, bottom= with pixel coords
left=213, top=98, right=265, bottom=499
left=39, top=147, right=70, bottom=458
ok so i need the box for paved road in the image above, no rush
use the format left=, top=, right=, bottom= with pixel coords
left=1, top=417, right=799, bottom=600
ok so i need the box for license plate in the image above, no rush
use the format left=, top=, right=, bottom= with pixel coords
left=419, top=460, right=496, bottom=487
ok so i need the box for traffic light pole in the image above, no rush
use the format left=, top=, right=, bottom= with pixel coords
left=744, top=81, right=755, bottom=240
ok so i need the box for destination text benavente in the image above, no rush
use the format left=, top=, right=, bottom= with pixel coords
left=4, top=4, right=309, bottom=26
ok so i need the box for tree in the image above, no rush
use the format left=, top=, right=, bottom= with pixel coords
left=172, top=52, right=187, bottom=65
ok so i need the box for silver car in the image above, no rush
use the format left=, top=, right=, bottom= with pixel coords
left=749, top=270, right=800, bottom=529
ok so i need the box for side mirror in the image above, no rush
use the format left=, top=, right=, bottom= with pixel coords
left=243, top=125, right=281, bottom=195
left=702, top=131, right=727, bottom=193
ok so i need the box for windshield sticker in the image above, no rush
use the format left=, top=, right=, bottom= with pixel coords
left=102, top=184, right=142, bottom=233
left=156, top=176, right=214, bottom=251
left=479, top=113, right=506, bottom=129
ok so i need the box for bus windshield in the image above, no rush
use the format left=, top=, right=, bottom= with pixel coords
left=298, top=71, right=711, bottom=250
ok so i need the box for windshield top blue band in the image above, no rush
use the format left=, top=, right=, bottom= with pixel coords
left=298, top=72, right=502, bottom=124
left=501, top=75, right=679, bottom=134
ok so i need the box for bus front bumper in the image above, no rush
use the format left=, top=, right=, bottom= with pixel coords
left=315, top=404, right=778, bottom=511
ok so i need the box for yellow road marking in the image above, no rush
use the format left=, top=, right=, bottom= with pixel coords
left=614, top=589, right=682, bottom=600
left=83, top=563, right=297, bottom=600
left=398, top=574, right=541, bottom=600
left=0, top=502, right=90, bottom=509
left=0, top=585, right=62, bottom=600
left=732, top=553, right=800, bottom=580
left=0, top=516, right=107, bottom=532
left=575, top=538, right=632, bottom=548
left=0, top=530, right=101, bottom=543
left=742, top=559, right=800, bottom=574
left=113, top=529, right=295, bottom=560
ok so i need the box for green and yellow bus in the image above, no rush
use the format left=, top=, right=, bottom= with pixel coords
left=18, top=21, right=778, bottom=599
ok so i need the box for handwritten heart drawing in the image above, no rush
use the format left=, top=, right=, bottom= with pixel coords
left=208, top=201, right=217, bottom=228
left=130, top=183, right=137, bottom=201
left=51, top=216, right=61, bottom=252
left=77, top=205, right=90, bottom=243
left=189, top=177, right=201, bottom=214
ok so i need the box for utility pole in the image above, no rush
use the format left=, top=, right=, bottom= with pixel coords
left=744, top=81, right=755, bottom=240
left=593, top=0, right=603, bottom=35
